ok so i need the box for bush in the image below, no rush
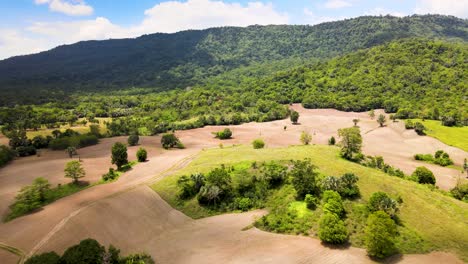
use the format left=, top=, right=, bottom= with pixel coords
left=304, top=194, right=318, bottom=210
left=365, top=211, right=397, bottom=258
left=127, top=134, right=140, bottom=146
left=32, top=135, right=50, bottom=149
left=414, top=122, right=426, bottom=135
left=323, top=199, right=345, bottom=217
left=234, top=197, right=253, bottom=211
left=404, top=120, right=414, bottom=129
left=16, top=145, right=37, bottom=157
left=213, top=128, right=232, bottom=139
left=136, top=147, right=147, bottom=162
left=318, top=213, right=348, bottom=244
left=328, top=136, right=336, bottom=145
left=412, top=166, right=436, bottom=185
left=161, top=133, right=182, bottom=149
left=259, top=161, right=287, bottom=187
left=0, top=145, right=15, bottom=167
left=368, top=192, right=399, bottom=217
left=414, top=153, right=434, bottom=162
left=450, top=183, right=468, bottom=201
left=252, top=139, right=265, bottom=149
left=300, top=131, right=312, bottom=145
left=102, top=168, right=118, bottom=181
left=49, top=135, right=98, bottom=150
left=290, top=110, right=299, bottom=124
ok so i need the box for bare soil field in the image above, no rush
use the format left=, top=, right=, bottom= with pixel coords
left=0, top=105, right=466, bottom=264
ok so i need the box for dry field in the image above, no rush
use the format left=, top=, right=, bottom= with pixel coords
left=0, top=105, right=466, bottom=264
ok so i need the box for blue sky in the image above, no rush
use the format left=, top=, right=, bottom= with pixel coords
left=0, top=0, right=467, bottom=59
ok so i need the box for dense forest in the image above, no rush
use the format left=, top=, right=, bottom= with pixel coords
left=0, top=15, right=467, bottom=106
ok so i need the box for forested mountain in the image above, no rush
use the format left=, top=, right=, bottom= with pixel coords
left=0, top=14, right=466, bottom=106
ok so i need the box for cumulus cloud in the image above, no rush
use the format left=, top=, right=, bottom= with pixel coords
left=1, top=0, right=288, bottom=59
left=323, top=0, right=352, bottom=9
left=414, top=0, right=468, bottom=18
left=34, top=0, right=94, bottom=16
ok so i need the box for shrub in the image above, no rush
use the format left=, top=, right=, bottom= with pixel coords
left=0, top=145, right=15, bottom=167
left=365, top=211, right=397, bottom=258
left=412, top=166, right=436, bottom=185
left=111, top=142, right=128, bottom=170
left=32, top=135, right=50, bottom=149
left=450, top=183, right=468, bottom=201
left=368, top=192, right=399, bottom=217
left=102, top=168, right=118, bottom=181
left=318, top=213, right=348, bottom=244
left=304, top=194, right=318, bottom=210
left=322, top=190, right=342, bottom=204
left=414, top=122, right=426, bottom=135
left=290, top=110, right=299, bottom=124
left=300, top=131, right=312, bottom=145
left=234, top=197, right=253, bottom=211
left=414, top=154, right=433, bottom=162
left=16, top=145, right=37, bottom=157
left=64, top=161, right=86, bottom=183
left=49, top=135, right=98, bottom=150
left=127, top=134, right=140, bottom=146
left=252, top=139, right=265, bottom=149
left=260, top=161, right=288, bottom=187
left=161, top=133, right=182, bottom=149
left=328, top=136, right=336, bottom=145
left=404, top=120, right=414, bottom=129
left=213, top=128, right=232, bottom=139
left=323, top=199, right=345, bottom=217
left=136, top=147, right=147, bottom=162
left=340, top=173, right=360, bottom=198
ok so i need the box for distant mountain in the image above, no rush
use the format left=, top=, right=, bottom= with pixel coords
left=0, top=15, right=466, bottom=100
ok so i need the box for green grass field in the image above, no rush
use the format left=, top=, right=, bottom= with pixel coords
left=410, top=119, right=468, bottom=152
left=26, top=117, right=110, bottom=139
left=152, top=144, right=468, bottom=260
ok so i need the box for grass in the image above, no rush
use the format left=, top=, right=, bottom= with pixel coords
left=410, top=119, right=468, bottom=151
left=26, top=117, right=110, bottom=139
left=152, top=144, right=468, bottom=261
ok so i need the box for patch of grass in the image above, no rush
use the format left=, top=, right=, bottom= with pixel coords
left=152, top=145, right=468, bottom=260
left=410, top=119, right=468, bottom=151
left=26, top=117, right=110, bottom=139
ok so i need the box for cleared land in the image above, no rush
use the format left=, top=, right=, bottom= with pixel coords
left=0, top=106, right=466, bottom=264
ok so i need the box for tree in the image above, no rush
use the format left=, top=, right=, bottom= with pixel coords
left=111, top=142, right=128, bottom=170
left=127, top=134, right=140, bottom=146
left=290, top=110, right=299, bottom=124
left=338, top=127, right=362, bottom=161
left=328, top=136, right=336, bottom=145
left=252, top=139, right=265, bottom=149
left=365, top=211, right=397, bottom=258
left=300, top=131, right=312, bottom=145
left=290, top=159, right=320, bottom=198
left=377, top=114, right=386, bottom=127
left=136, top=147, right=147, bottom=162
left=64, top=160, right=85, bottom=183
left=25, top=252, right=60, bottom=264
left=61, top=239, right=105, bottom=264
left=368, top=192, right=399, bottom=217
left=88, top=124, right=101, bottom=138
left=352, top=118, right=359, bottom=126
left=369, top=109, right=375, bottom=119
left=318, top=213, right=348, bottom=244
left=412, top=166, right=436, bottom=185
left=389, top=114, right=397, bottom=122
left=161, top=133, right=183, bottom=149
left=66, top=146, right=77, bottom=158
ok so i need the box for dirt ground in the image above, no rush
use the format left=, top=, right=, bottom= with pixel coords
left=0, top=105, right=466, bottom=264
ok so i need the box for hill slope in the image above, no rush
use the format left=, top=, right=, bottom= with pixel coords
left=0, top=14, right=466, bottom=102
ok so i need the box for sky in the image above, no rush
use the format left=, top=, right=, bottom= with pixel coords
left=0, top=0, right=467, bottom=60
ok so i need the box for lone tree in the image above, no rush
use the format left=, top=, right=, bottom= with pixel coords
left=111, top=142, right=128, bottom=170
left=66, top=146, right=77, bottom=158
left=300, top=131, right=312, bottom=145
left=377, top=114, right=386, bottom=127
left=338, top=127, right=362, bottom=161
left=365, top=211, right=397, bottom=259
left=352, top=118, right=360, bottom=126
left=290, top=110, right=300, bottom=124
left=64, top=160, right=85, bottom=183
left=127, top=134, right=139, bottom=146
left=328, top=136, right=336, bottom=145
left=369, top=109, right=375, bottom=119
left=412, top=166, right=436, bottom=185
left=161, top=133, right=183, bottom=149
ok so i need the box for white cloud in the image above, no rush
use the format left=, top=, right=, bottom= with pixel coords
left=1, top=0, right=288, bottom=59
left=34, top=0, right=94, bottom=16
left=365, top=8, right=406, bottom=17
left=415, top=0, right=468, bottom=18
left=323, top=0, right=352, bottom=9
left=303, top=8, right=345, bottom=25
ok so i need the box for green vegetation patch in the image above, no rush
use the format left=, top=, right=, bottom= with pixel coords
left=152, top=145, right=468, bottom=260
left=409, top=119, right=468, bottom=151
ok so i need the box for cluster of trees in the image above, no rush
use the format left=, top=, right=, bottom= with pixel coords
left=25, top=238, right=154, bottom=264
left=318, top=191, right=348, bottom=244
left=414, top=150, right=454, bottom=167
left=7, top=160, right=87, bottom=220
left=405, top=120, right=426, bottom=135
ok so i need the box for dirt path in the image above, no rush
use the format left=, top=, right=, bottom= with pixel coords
left=0, top=105, right=466, bottom=264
